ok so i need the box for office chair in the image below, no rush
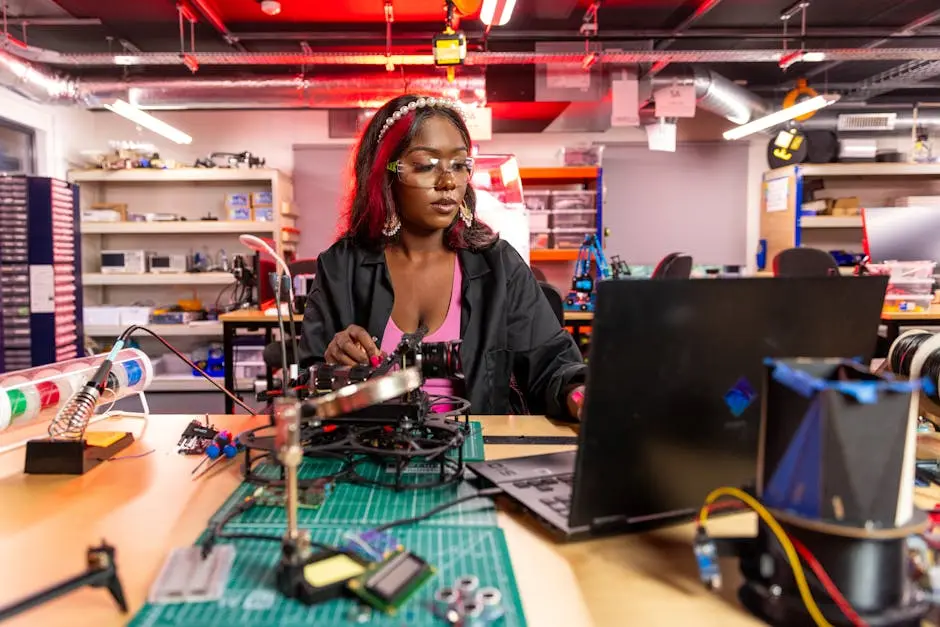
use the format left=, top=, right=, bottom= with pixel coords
left=530, top=266, right=548, bottom=282
left=772, top=248, right=840, bottom=277
left=652, top=253, right=694, bottom=279
left=539, top=282, right=565, bottom=326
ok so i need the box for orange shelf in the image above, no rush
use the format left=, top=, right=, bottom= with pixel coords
left=530, top=249, right=579, bottom=262
left=519, top=166, right=599, bottom=182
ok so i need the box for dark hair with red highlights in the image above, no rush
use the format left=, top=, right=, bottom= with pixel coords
left=339, top=94, right=496, bottom=252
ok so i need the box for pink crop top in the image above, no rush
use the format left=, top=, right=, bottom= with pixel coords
left=380, top=261, right=463, bottom=410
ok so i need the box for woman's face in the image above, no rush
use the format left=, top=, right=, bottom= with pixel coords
left=392, top=114, right=471, bottom=235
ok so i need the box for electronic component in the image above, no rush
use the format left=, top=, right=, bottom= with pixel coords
left=342, top=530, right=401, bottom=562
left=148, top=253, right=191, bottom=274
left=346, top=550, right=435, bottom=615
left=250, top=479, right=333, bottom=509
left=100, top=250, right=148, bottom=274
left=693, top=529, right=721, bottom=590
left=177, top=418, right=218, bottom=455
left=148, top=545, right=235, bottom=604
left=564, top=234, right=611, bottom=312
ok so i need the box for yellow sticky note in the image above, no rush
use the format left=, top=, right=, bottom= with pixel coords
left=303, top=555, right=366, bottom=588
left=85, top=431, right=127, bottom=448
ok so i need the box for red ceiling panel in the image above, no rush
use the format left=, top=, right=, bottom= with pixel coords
left=211, top=0, right=481, bottom=23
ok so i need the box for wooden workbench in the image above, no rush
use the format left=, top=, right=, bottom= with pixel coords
left=0, top=413, right=784, bottom=627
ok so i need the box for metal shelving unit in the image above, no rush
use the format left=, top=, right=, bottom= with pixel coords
left=759, top=163, right=940, bottom=265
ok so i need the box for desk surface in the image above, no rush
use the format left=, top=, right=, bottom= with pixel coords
left=219, top=310, right=303, bottom=323
left=3, top=415, right=934, bottom=627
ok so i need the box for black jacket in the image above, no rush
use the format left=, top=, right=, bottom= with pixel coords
left=298, top=237, right=586, bottom=420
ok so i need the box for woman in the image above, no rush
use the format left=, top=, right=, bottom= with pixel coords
left=298, top=94, right=586, bottom=421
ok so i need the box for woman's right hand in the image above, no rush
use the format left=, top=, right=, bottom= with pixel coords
left=325, top=324, right=381, bottom=366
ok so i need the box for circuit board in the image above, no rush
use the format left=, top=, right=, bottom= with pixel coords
left=130, top=525, right=525, bottom=627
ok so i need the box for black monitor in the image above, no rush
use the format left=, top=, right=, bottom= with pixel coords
left=862, top=206, right=940, bottom=266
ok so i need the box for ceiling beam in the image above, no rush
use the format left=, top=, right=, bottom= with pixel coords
left=230, top=26, right=940, bottom=44
left=3, top=17, right=101, bottom=26
left=802, top=8, right=940, bottom=79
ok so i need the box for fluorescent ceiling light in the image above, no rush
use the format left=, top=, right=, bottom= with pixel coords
left=481, top=0, right=516, bottom=26
left=723, top=94, right=840, bottom=141
left=103, top=99, right=193, bottom=145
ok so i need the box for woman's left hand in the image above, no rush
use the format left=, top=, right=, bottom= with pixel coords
left=566, top=385, right=586, bottom=421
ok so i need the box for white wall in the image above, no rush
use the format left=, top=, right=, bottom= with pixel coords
left=84, top=106, right=766, bottom=269
left=0, top=87, right=95, bottom=179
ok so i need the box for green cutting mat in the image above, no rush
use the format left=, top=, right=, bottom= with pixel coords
left=130, top=525, right=525, bottom=627
left=212, top=458, right=496, bottom=528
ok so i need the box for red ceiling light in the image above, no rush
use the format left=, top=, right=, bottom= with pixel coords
left=480, top=0, right=515, bottom=26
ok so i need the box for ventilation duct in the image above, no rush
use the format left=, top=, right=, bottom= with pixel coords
left=800, top=109, right=940, bottom=132
left=1, top=46, right=483, bottom=110
left=649, top=66, right=768, bottom=125
left=80, top=75, right=486, bottom=110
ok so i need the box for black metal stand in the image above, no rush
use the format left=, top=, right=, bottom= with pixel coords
left=0, top=542, right=127, bottom=622
left=718, top=517, right=930, bottom=627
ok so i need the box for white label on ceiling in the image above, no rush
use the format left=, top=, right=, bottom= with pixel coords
left=654, top=85, right=697, bottom=118
left=611, top=79, right=640, bottom=127
left=465, top=106, right=493, bottom=141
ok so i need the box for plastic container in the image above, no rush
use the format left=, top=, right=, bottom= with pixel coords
left=233, top=344, right=265, bottom=365
left=523, top=190, right=551, bottom=213
left=885, top=278, right=936, bottom=298
left=553, top=229, right=593, bottom=249
left=866, top=261, right=936, bottom=279
left=550, top=190, right=596, bottom=211
left=552, top=209, right=596, bottom=230
left=883, top=295, right=934, bottom=313
left=530, top=231, right=551, bottom=249
left=528, top=212, right=550, bottom=231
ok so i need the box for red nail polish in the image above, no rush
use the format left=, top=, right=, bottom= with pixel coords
left=370, top=355, right=381, bottom=367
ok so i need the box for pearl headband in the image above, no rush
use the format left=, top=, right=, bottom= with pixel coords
left=377, top=96, right=466, bottom=143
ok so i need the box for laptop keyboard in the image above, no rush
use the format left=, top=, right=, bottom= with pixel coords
left=511, top=474, right=574, bottom=516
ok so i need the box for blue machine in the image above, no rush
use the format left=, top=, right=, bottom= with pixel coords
left=564, top=234, right=611, bottom=312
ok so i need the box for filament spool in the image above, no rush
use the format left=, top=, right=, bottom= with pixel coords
left=886, top=329, right=940, bottom=419
left=0, top=349, right=154, bottom=434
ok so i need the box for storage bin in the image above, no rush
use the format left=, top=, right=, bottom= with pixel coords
left=523, top=190, right=551, bottom=213
left=550, top=190, right=596, bottom=211
left=553, top=229, right=593, bottom=249
left=552, top=209, right=596, bottom=230
left=867, top=261, right=936, bottom=279
left=885, top=278, right=935, bottom=298
left=883, top=295, right=933, bottom=313
left=233, top=344, right=265, bottom=365
left=528, top=212, right=550, bottom=231
left=530, top=231, right=551, bottom=249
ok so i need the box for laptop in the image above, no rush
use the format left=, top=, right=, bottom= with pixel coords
left=469, top=276, right=889, bottom=540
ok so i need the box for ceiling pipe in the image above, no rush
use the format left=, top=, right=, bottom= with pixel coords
left=0, top=46, right=80, bottom=103
left=650, top=66, right=769, bottom=124
left=188, top=0, right=247, bottom=52
left=6, top=38, right=940, bottom=67
left=79, top=74, right=486, bottom=110
left=233, top=26, right=940, bottom=42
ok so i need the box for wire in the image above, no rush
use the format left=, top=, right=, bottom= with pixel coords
left=371, top=487, right=504, bottom=533
left=789, top=535, right=868, bottom=627
left=698, top=487, right=832, bottom=627
left=117, top=325, right=257, bottom=415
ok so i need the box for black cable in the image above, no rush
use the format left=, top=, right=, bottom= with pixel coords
left=370, top=487, right=504, bottom=533
left=117, top=325, right=257, bottom=415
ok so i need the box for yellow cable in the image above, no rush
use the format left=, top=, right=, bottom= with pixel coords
left=698, top=486, right=833, bottom=627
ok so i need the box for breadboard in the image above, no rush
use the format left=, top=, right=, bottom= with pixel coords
left=130, top=525, right=526, bottom=627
